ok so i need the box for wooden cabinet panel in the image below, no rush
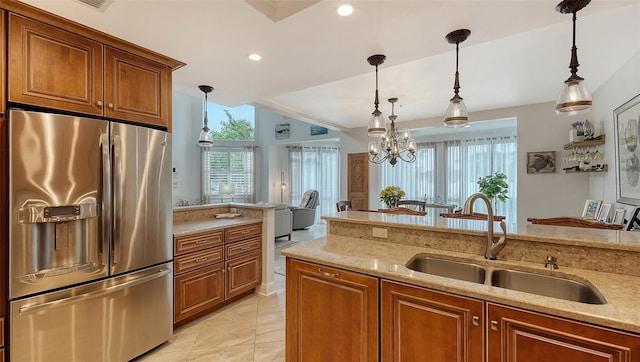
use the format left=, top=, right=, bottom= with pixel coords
left=174, top=246, right=223, bottom=275
left=381, top=280, right=483, bottom=362
left=487, top=303, right=640, bottom=362
left=104, top=46, right=170, bottom=128
left=225, top=251, right=261, bottom=300
left=174, top=230, right=224, bottom=256
left=174, top=262, right=224, bottom=323
left=8, top=14, right=103, bottom=115
left=286, top=259, right=378, bottom=362
left=226, top=223, right=262, bottom=243
left=225, top=236, right=261, bottom=259
left=0, top=10, right=5, bottom=115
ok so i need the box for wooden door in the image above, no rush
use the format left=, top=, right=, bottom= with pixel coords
left=104, top=46, right=170, bottom=129
left=286, top=258, right=378, bottom=362
left=225, top=251, right=262, bottom=299
left=348, top=152, right=369, bottom=210
left=174, top=262, right=225, bottom=324
left=487, top=303, right=640, bottom=362
left=8, top=14, right=103, bottom=116
left=381, top=280, right=484, bottom=362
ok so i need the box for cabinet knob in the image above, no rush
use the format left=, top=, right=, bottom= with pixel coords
left=491, top=320, right=499, bottom=331
left=108, top=103, right=114, bottom=109
left=472, top=316, right=480, bottom=326
left=97, top=101, right=103, bottom=107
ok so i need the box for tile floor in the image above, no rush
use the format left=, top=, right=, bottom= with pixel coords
left=134, top=224, right=326, bottom=362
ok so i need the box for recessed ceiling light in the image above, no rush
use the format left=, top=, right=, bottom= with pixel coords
left=248, top=54, right=262, bottom=61
left=337, top=4, right=353, bottom=16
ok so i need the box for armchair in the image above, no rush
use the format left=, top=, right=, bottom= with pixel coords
left=289, top=190, right=319, bottom=230
left=274, top=204, right=293, bottom=240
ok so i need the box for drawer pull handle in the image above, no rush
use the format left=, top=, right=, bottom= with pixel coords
left=195, top=258, right=208, bottom=263
left=318, top=268, right=340, bottom=278
left=195, top=240, right=209, bottom=244
left=240, top=246, right=251, bottom=250
left=491, top=320, right=499, bottom=331
left=241, top=230, right=251, bottom=234
left=472, top=316, right=480, bottom=326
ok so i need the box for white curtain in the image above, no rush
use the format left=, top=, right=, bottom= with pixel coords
left=379, top=143, right=437, bottom=207
left=288, top=145, right=340, bottom=223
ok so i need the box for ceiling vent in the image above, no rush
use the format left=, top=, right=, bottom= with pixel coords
left=74, top=0, right=114, bottom=12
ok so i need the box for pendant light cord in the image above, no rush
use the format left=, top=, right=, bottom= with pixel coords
left=374, top=64, right=380, bottom=113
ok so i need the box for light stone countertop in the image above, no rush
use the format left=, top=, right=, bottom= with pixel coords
left=325, top=211, right=640, bottom=251
left=173, top=217, right=262, bottom=237
left=282, top=234, right=640, bottom=334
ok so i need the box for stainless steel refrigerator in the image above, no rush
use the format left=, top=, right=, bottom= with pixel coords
left=8, top=109, right=173, bottom=361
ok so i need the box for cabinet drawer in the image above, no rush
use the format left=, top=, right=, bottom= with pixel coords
left=174, top=246, right=223, bottom=275
left=226, top=223, right=262, bottom=243
left=175, top=230, right=224, bottom=255
left=225, top=237, right=261, bottom=259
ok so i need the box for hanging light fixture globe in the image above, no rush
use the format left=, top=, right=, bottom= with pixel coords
left=366, top=54, right=387, bottom=137
left=554, top=0, right=592, bottom=116
left=368, top=97, right=417, bottom=166
left=197, top=85, right=214, bottom=147
left=444, top=29, right=471, bottom=128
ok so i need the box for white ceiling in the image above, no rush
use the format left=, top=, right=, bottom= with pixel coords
left=21, top=0, right=640, bottom=131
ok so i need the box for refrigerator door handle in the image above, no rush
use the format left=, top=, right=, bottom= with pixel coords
left=113, top=134, right=123, bottom=265
left=100, top=132, right=111, bottom=267
left=18, top=268, right=171, bottom=316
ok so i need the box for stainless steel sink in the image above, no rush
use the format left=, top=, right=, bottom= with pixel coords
left=490, top=269, right=607, bottom=304
left=405, top=256, right=486, bottom=284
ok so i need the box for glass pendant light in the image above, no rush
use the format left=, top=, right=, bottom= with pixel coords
left=197, top=85, right=214, bottom=147
left=444, top=29, right=471, bottom=128
left=367, top=54, right=387, bottom=137
left=555, top=0, right=592, bottom=116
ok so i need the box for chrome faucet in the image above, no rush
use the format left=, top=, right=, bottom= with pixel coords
left=462, top=193, right=507, bottom=260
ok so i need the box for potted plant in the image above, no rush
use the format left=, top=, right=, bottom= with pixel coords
left=476, top=172, right=510, bottom=212
left=380, top=186, right=406, bottom=208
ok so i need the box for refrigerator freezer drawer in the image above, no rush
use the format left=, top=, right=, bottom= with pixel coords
left=10, top=263, right=173, bottom=362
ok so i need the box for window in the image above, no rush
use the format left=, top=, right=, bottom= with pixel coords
left=202, top=146, right=257, bottom=203
left=379, top=130, right=517, bottom=221
left=289, top=145, right=340, bottom=223
left=206, top=102, right=255, bottom=141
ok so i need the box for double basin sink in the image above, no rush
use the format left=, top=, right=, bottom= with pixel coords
left=406, top=255, right=606, bottom=304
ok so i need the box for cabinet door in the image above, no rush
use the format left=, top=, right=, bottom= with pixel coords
left=487, top=303, right=640, bottom=362
left=104, top=46, right=170, bottom=128
left=381, top=280, right=484, bottom=362
left=225, top=251, right=261, bottom=299
left=0, top=10, right=5, bottom=115
left=286, top=259, right=378, bottom=362
left=174, top=262, right=224, bottom=324
left=8, top=14, right=103, bottom=116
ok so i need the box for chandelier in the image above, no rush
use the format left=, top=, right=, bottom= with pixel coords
left=368, top=97, right=416, bottom=166
left=554, top=0, right=592, bottom=115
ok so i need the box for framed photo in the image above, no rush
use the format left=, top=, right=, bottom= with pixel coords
left=597, top=203, right=611, bottom=223
left=526, top=151, right=556, bottom=174
left=310, top=125, right=328, bottom=136
left=582, top=199, right=602, bottom=220
left=275, top=123, right=290, bottom=140
left=614, top=93, right=640, bottom=205
left=613, top=208, right=626, bottom=225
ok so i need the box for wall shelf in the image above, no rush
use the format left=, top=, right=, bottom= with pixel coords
left=564, top=134, right=605, bottom=150
left=563, top=164, right=608, bottom=173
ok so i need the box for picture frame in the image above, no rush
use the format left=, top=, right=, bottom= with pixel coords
left=613, top=208, right=626, bottom=225
left=310, top=125, right=328, bottom=136
left=526, top=151, right=556, bottom=174
left=614, top=93, right=640, bottom=205
left=582, top=199, right=602, bottom=220
left=626, top=207, right=640, bottom=231
left=275, top=123, right=290, bottom=140
left=597, top=203, right=611, bottom=223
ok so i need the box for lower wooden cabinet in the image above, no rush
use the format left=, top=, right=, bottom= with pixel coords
left=226, top=251, right=261, bottom=300
left=381, top=280, right=484, bottom=362
left=286, top=258, right=379, bottom=362
left=487, top=303, right=640, bottom=362
left=174, top=262, right=225, bottom=322
left=286, top=259, right=640, bottom=362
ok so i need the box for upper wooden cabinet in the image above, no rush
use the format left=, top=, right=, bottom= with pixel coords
left=7, top=13, right=171, bottom=129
